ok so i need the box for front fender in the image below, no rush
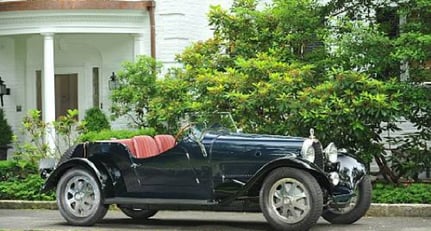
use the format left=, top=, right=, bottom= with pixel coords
left=250, top=157, right=332, bottom=191
left=222, top=156, right=331, bottom=204
left=42, top=158, right=104, bottom=193
left=331, top=153, right=367, bottom=202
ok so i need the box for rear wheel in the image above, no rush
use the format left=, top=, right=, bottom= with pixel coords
left=322, top=175, right=372, bottom=224
left=57, top=168, right=108, bottom=226
left=260, top=167, right=323, bottom=231
left=118, top=207, right=158, bottom=219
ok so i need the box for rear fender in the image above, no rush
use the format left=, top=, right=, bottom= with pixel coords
left=42, top=158, right=105, bottom=193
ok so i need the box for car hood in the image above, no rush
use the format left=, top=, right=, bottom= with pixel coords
left=204, top=131, right=305, bottom=155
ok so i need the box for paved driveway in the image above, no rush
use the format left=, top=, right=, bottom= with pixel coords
left=1, top=209, right=431, bottom=230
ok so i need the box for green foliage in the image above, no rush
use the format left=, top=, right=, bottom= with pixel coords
left=78, top=128, right=155, bottom=142
left=0, top=160, right=36, bottom=181
left=326, top=20, right=397, bottom=80
left=111, top=56, right=162, bottom=127
left=13, top=110, right=49, bottom=164
left=373, top=183, right=431, bottom=204
left=52, top=109, right=85, bottom=155
left=388, top=85, right=431, bottom=181
left=288, top=71, right=402, bottom=162
left=0, top=160, right=54, bottom=201
left=13, top=109, right=84, bottom=164
left=0, top=108, right=13, bottom=146
left=83, top=107, right=111, bottom=132
left=111, top=0, right=431, bottom=183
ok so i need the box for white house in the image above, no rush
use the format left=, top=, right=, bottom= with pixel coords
left=0, top=0, right=235, bottom=147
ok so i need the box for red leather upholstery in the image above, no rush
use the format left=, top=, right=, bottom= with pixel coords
left=132, top=135, right=160, bottom=159
left=154, top=135, right=176, bottom=153
left=114, top=139, right=137, bottom=157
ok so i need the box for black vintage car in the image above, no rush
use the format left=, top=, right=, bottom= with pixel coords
left=40, top=114, right=371, bottom=231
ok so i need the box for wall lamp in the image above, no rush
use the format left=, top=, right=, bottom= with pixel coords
left=108, top=72, right=119, bottom=90
left=0, top=76, right=10, bottom=107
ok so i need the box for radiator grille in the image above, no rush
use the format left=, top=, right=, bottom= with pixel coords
left=313, top=141, right=324, bottom=169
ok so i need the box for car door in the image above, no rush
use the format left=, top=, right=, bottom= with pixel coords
left=132, top=137, right=212, bottom=200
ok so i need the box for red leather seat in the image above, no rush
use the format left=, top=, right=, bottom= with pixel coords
left=132, top=135, right=160, bottom=159
left=154, top=135, right=176, bottom=153
left=114, top=139, right=137, bottom=157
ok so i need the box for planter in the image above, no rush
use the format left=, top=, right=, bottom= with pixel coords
left=0, top=145, right=10, bottom=160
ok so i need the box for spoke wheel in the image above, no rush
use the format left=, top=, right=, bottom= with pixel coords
left=260, top=167, right=323, bottom=231
left=269, top=178, right=311, bottom=224
left=57, top=168, right=108, bottom=226
left=322, top=175, right=372, bottom=224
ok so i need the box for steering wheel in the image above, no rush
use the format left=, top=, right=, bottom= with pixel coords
left=174, top=123, right=193, bottom=141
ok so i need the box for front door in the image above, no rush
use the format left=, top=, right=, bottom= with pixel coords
left=55, top=74, right=78, bottom=118
left=133, top=138, right=212, bottom=200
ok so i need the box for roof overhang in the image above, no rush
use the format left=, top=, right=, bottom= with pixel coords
left=0, top=0, right=155, bottom=11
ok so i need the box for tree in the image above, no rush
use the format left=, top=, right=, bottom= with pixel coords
left=112, top=0, right=422, bottom=183
left=110, top=56, right=161, bottom=128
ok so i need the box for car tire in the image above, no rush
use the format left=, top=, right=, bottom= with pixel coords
left=118, top=207, right=158, bottom=219
left=57, top=168, right=109, bottom=226
left=259, top=167, right=323, bottom=231
left=322, top=175, right=372, bottom=224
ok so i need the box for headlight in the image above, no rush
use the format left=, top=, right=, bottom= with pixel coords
left=324, top=142, right=338, bottom=163
left=301, top=139, right=315, bottom=162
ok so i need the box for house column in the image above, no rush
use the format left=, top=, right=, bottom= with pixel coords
left=42, top=33, right=56, bottom=153
left=134, top=33, right=148, bottom=61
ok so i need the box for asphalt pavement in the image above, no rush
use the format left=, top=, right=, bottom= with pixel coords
left=1, top=209, right=431, bottom=231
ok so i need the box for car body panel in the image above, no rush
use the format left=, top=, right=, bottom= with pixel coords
left=42, top=129, right=367, bottom=212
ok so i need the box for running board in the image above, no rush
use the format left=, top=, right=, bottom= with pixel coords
left=104, top=197, right=217, bottom=206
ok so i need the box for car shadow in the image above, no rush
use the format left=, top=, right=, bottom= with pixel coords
left=97, top=218, right=271, bottom=230
left=55, top=217, right=366, bottom=231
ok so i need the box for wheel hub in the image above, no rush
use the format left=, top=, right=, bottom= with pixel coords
left=283, top=196, right=292, bottom=205
left=74, top=192, right=85, bottom=200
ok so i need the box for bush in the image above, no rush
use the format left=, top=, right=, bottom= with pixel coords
left=0, top=108, right=13, bottom=146
left=372, top=183, right=431, bottom=204
left=0, top=160, right=54, bottom=201
left=79, top=128, right=156, bottom=142
left=83, top=107, right=111, bottom=132
left=0, top=160, right=36, bottom=181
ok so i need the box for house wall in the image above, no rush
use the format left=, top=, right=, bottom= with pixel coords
left=0, top=0, right=239, bottom=136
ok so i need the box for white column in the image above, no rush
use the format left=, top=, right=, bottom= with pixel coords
left=42, top=33, right=56, bottom=154
left=134, top=33, right=148, bottom=61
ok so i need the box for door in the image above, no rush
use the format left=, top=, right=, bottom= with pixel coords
left=55, top=74, right=78, bottom=118
left=133, top=138, right=212, bottom=200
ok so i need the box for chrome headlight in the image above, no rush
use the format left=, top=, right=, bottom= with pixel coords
left=324, top=142, right=338, bottom=163
left=301, top=139, right=315, bottom=162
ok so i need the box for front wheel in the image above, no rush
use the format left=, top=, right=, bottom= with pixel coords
left=56, top=168, right=108, bottom=226
left=260, top=167, right=323, bottom=231
left=118, top=207, right=158, bottom=219
left=322, top=175, right=372, bottom=224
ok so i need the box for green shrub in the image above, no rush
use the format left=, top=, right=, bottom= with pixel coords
left=13, top=109, right=85, bottom=163
left=0, top=108, right=13, bottom=146
left=0, top=160, right=36, bottom=181
left=0, top=160, right=54, bottom=201
left=372, top=183, right=431, bottom=204
left=83, top=107, right=111, bottom=132
left=0, top=174, right=54, bottom=201
left=79, top=128, right=156, bottom=142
